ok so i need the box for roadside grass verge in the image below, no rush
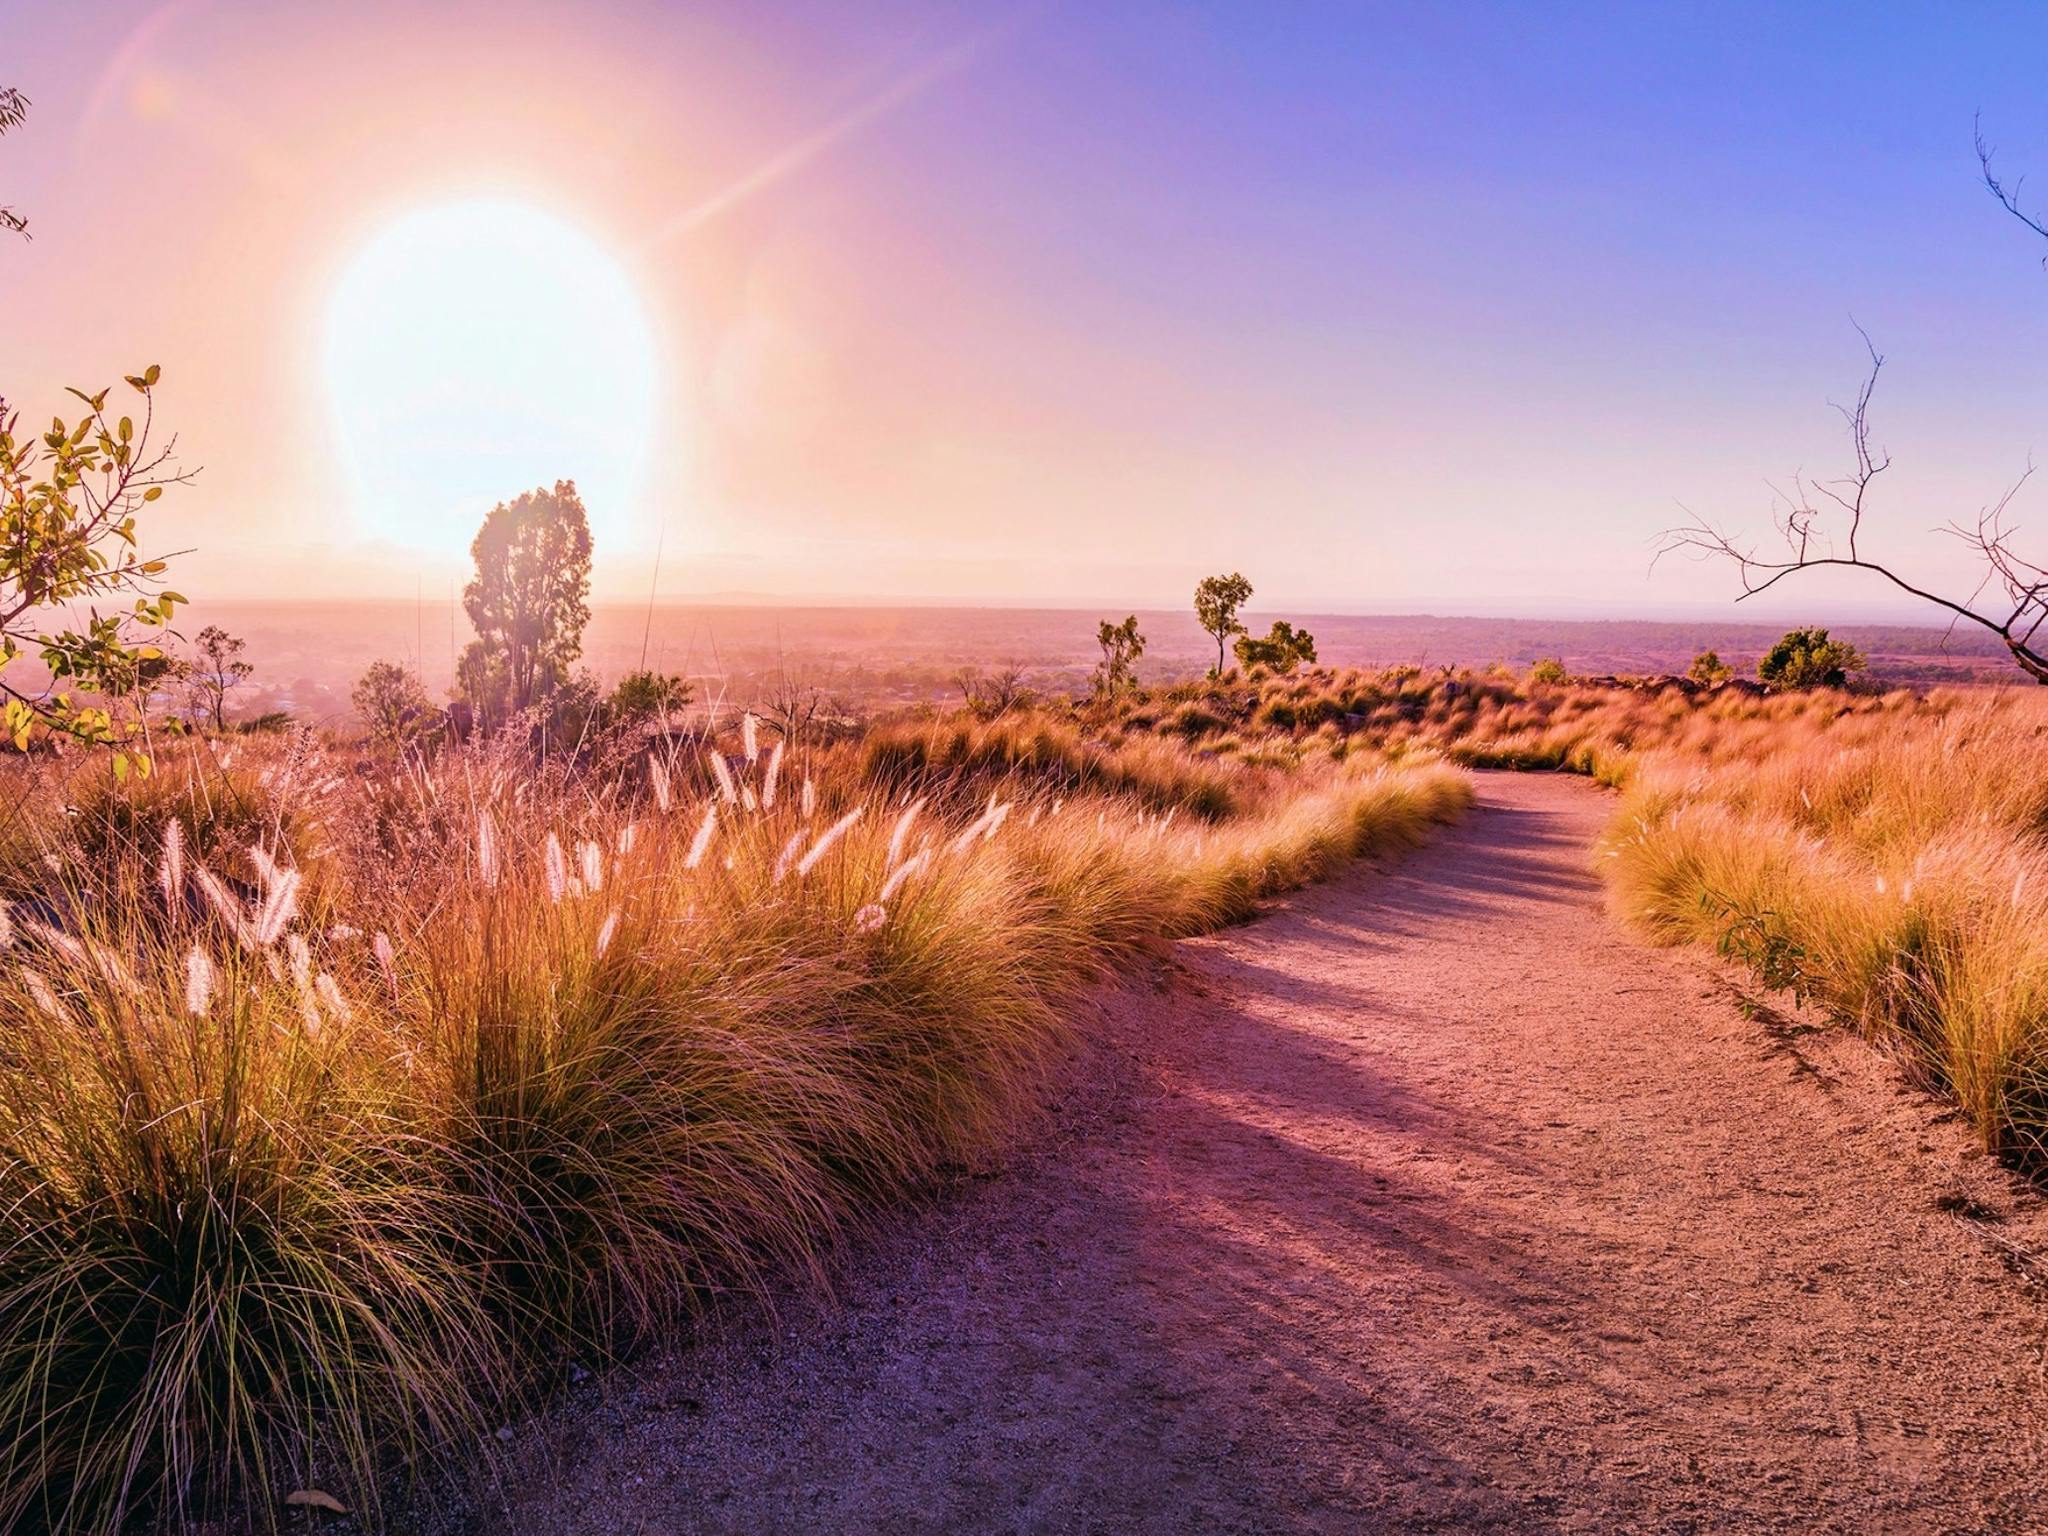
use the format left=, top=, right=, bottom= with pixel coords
left=1600, top=691, right=2048, bottom=1167
left=0, top=729, right=1468, bottom=1532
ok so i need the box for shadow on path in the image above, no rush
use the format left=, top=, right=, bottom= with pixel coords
left=487, top=772, right=2048, bottom=1536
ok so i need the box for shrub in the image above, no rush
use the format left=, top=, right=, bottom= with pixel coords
left=1164, top=701, right=1227, bottom=739
left=1256, top=696, right=1299, bottom=731
left=57, top=752, right=298, bottom=890
left=1758, top=627, right=1865, bottom=690
left=1233, top=620, right=1316, bottom=674
left=353, top=660, right=436, bottom=746
left=1687, top=649, right=1733, bottom=686
left=0, top=905, right=493, bottom=1533
left=605, top=669, right=692, bottom=725
left=1528, top=657, right=1569, bottom=685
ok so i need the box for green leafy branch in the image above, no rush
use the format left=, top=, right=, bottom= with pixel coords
left=0, top=364, right=194, bottom=778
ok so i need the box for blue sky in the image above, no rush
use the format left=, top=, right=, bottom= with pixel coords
left=6, top=1, right=2048, bottom=619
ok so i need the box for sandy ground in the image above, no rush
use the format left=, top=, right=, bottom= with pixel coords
left=466, top=772, right=2048, bottom=1535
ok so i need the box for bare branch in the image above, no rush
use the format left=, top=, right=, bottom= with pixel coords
left=1979, top=113, right=2048, bottom=250
left=1657, top=337, right=2048, bottom=686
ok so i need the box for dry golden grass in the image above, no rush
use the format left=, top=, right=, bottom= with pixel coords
left=1106, top=663, right=2048, bottom=1172
left=1600, top=688, right=2048, bottom=1165
left=0, top=716, right=1469, bottom=1532
left=1099, top=661, right=1935, bottom=785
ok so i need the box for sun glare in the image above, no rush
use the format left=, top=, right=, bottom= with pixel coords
left=323, top=199, right=660, bottom=558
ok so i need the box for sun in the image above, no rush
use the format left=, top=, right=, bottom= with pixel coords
left=324, top=199, right=660, bottom=558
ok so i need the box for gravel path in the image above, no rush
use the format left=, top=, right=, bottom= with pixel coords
left=482, top=772, right=2048, bottom=1535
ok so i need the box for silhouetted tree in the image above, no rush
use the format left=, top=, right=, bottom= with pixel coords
left=1194, top=572, right=1252, bottom=676
left=457, top=480, right=592, bottom=726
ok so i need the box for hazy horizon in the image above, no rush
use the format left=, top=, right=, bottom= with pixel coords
left=148, top=598, right=2015, bottom=731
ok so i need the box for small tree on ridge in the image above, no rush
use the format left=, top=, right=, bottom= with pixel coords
left=1194, top=572, right=1252, bottom=676
left=1095, top=615, right=1145, bottom=697
left=187, top=624, right=251, bottom=731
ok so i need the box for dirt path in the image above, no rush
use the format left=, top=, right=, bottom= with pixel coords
left=489, top=772, right=2048, bottom=1535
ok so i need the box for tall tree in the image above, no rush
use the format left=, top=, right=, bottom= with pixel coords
left=458, top=480, right=592, bottom=724
left=1194, top=572, right=1253, bottom=677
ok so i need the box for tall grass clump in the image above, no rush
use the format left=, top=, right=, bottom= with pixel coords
left=0, top=714, right=1470, bottom=1532
left=1602, top=689, right=2048, bottom=1165
left=0, top=869, right=494, bottom=1534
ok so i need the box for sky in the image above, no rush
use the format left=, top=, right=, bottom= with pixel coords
left=5, top=0, right=2048, bottom=621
